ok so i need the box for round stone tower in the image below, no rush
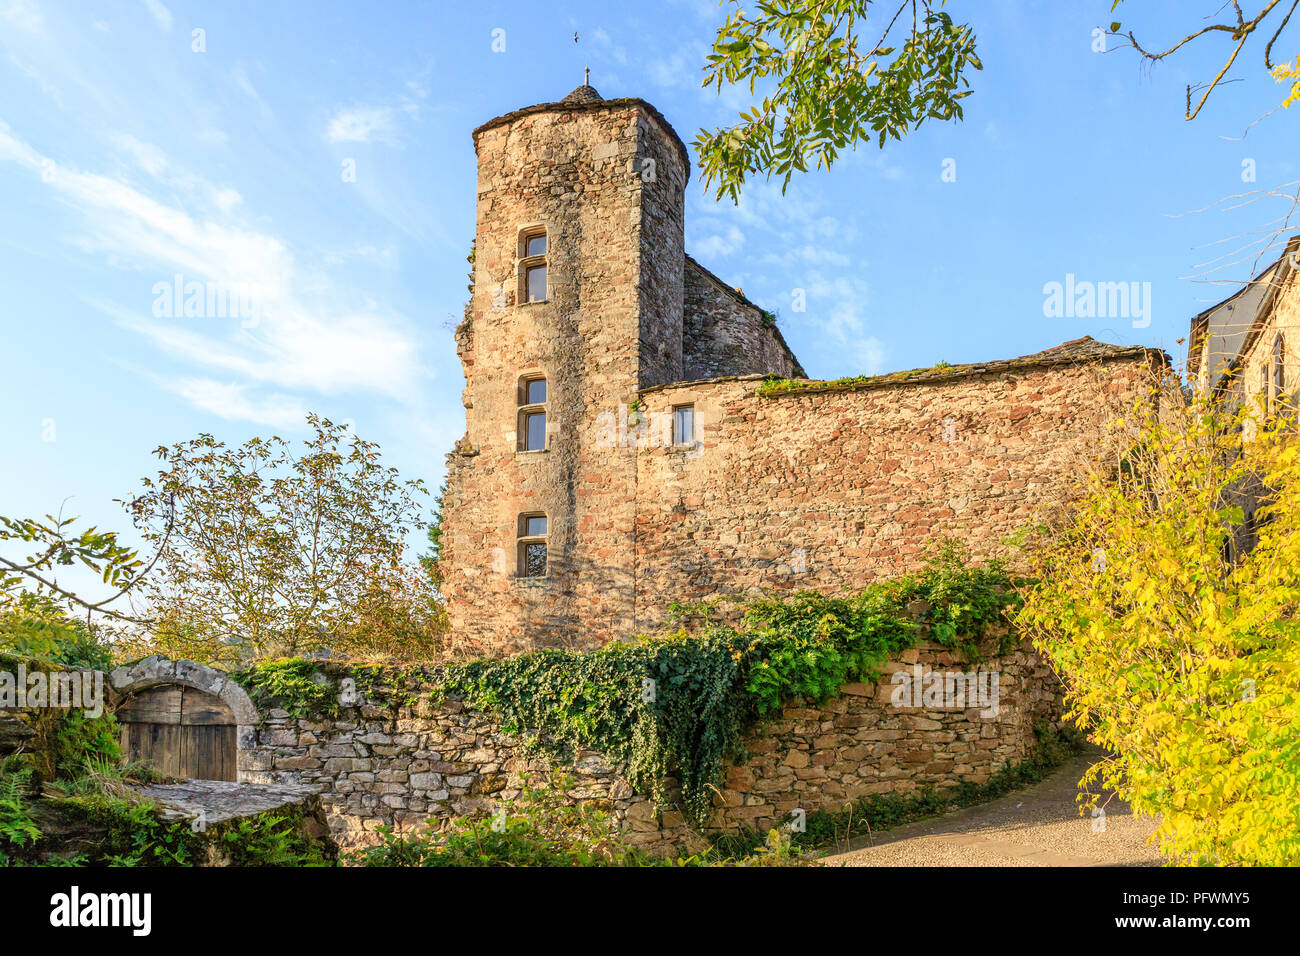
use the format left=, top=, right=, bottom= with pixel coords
left=441, top=84, right=690, bottom=653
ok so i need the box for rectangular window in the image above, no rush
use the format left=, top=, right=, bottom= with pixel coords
left=518, top=375, right=548, bottom=451
left=518, top=513, right=548, bottom=578
left=523, top=410, right=547, bottom=451
left=521, top=542, right=547, bottom=577
left=520, top=227, right=548, bottom=304
left=672, top=404, right=695, bottom=445
left=526, top=264, right=547, bottom=302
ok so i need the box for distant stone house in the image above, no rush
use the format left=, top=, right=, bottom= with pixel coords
left=1188, top=235, right=1299, bottom=411
left=1185, top=236, right=1300, bottom=558
left=440, top=84, right=1164, bottom=654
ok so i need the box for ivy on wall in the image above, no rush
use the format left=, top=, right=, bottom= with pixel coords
left=446, top=546, right=1019, bottom=825
left=236, top=547, right=1023, bottom=829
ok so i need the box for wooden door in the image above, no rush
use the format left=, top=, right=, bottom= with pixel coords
left=118, top=685, right=237, bottom=781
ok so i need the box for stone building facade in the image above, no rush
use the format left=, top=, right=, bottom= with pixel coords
left=1188, top=235, right=1299, bottom=412
left=441, top=85, right=1163, bottom=654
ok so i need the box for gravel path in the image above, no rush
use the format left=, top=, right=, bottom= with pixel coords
left=819, top=749, right=1163, bottom=867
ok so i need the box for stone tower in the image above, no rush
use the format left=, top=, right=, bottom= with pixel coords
left=440, top=84, right=691, bottom=653
left=438, top=86, right=1152, bottom=661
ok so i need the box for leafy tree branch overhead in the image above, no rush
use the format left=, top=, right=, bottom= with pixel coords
left=695, top=0, right=981, bottom=202
left=0, top=509, right=164, bottom=625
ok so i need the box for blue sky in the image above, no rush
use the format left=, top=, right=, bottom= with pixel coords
left=2, top=0, right=1298, bottom=577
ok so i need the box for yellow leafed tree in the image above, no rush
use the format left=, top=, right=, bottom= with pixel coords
left=1019, top=374, right=1300, bottom=866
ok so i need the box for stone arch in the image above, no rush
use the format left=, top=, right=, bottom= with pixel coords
left=108, top=656, right=259, bottom=780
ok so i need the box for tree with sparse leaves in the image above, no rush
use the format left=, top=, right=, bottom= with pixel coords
left=1108, top=1, right=1300, bottom=120
left=120, top=414, right=444, bottom=664
left=695, top=0, right=980, bottom=202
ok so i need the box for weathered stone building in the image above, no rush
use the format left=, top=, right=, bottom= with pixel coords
left=441, top=85, right=1163, bottom=654
left=1188, top=235, right=1299, bottom=410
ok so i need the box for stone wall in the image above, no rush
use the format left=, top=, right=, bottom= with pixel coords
left=240, top=639, right=1061, bottom=855
left=629, top=345, right=1154, bottom=634
left=683, top=256, right=804, bottom=381
left=1236, top=265, right=1299, bottom=408
left=446, top=336, right=1156, bottom=654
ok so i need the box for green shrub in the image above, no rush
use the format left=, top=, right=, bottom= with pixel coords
left=349, top=778, right=632, bottom=867
left=212, top=806, right=335, bottom=866
left=53, top=793, right=205, bottom=866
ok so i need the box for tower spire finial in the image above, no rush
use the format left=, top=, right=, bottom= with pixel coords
left=584, top=65, right=590, bottom=86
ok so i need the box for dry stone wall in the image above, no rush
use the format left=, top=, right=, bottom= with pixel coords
left=239, top=639, right=1061, bottom=855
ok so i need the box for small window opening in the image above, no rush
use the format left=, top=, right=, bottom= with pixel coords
left=517, top=513, right=548, bottom=578
left=519, top=228, right=547, bottom=303
left=672, top=404, right=695, bottom=445
left=518, top=375, right=548, bottom=451
left=1272, top=333, right=1285, bottom=411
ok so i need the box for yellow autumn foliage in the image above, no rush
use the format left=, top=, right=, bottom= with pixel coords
left=1019, top=374, right=1300, bottom=866
left=1273, top=55, right=1300, bottom=108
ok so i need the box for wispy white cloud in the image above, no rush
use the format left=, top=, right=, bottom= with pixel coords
left=689, top=224, right=745, bottom=261
left=0, top=0, right=42, bottom=33
left=805, top=272, right=885, bottom=374
left=0, top=122, right=425, bottom=423
left=690, top=179, right=885, bottom=376
left=109, top=131, right=167, bottom=176
left=232, top=65, right=272, bottom=121
left=164, top=378, right=308, bottom=428
left=326, top=105, right=397, bottom=144
left=590, top=26, right=629, bottom=66
left=142, top=0, right=172, bottom=32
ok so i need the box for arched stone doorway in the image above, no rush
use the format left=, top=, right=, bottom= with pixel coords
left=109, top=657, right=259, bottom=783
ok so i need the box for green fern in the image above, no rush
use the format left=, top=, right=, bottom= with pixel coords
left=0, top=768, right=42, bottom=848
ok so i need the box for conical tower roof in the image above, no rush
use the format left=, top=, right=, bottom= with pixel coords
left=561, top=83, right=602, bottom=104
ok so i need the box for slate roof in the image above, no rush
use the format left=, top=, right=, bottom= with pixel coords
left=561, top=84, right=603, bottom=104
left=761, top=336, right=1166, bottom=396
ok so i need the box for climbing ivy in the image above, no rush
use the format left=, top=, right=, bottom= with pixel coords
left=231, top=548, right=1022, bottom=831
left=445, top=546, right=1021, bottom=827
left=233, top=657, right=340, bottom=718
left=446, top=633, right=754, bottom=828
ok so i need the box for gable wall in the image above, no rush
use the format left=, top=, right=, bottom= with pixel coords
left=682, top=258, right=802, bottom=380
